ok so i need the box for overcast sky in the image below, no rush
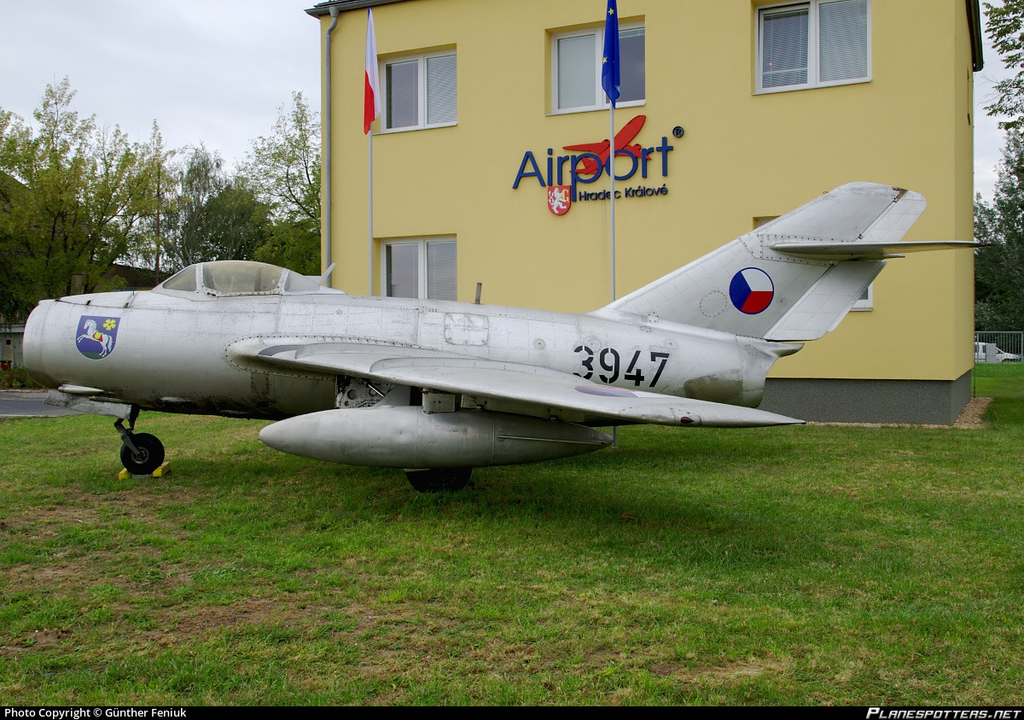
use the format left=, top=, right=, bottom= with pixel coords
left=0, top=0, right=321, bottom=172
left=0, top=0, right=1014, bottom=205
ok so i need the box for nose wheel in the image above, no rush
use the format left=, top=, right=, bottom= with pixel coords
left=115, top=415, right=165, bottom=475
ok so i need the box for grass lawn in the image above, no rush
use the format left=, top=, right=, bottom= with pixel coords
left=1, top=364, right=1022, bottom=705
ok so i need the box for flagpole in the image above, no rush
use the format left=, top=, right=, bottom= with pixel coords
left=602, top=0, right=620, bottom=303
left=610, top=102, right=616, bottom=303
left=603, top=0, right=620, bottom=447
left=368, top=130, right=374, bottom=295
left=364, top=8, right=381, bottom=296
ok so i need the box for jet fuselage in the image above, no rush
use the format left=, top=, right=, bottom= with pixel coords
left=25, top=288, right=783, bottom=420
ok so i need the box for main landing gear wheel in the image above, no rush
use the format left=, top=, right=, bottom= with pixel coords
left=119, top=432, right=165, bottom=475
left=405, top=467, right=472, bottom=493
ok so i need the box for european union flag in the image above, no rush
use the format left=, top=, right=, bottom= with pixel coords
left=601, top=0, right=620, bottom=107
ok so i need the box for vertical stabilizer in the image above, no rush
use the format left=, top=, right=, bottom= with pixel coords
left=594, top=183, right=927, bottom=341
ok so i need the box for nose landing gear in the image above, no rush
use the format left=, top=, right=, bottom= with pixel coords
left=115, top=408, right=165, bottom=475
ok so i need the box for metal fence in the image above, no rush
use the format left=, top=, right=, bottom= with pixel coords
left=975, top=331, right=1024, bottom=363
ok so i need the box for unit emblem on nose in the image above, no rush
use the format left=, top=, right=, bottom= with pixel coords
left=75, top=316, right=120, bottom=359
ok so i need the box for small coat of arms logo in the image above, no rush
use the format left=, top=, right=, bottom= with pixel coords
left=76, top=315, right=120, bottom=359
left=547, top=185, right=572, bottom=216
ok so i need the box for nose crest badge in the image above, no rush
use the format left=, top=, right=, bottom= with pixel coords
left=75, top=316, right=120, bottom=359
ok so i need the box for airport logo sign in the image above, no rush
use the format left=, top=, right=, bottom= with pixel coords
left=76, top=315, right=120, bottom=359
left=729, top=268, right=774, bottom=315
left=513, top=114, right=675, bottom=215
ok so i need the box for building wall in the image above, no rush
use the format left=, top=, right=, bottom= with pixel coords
left=315, top=0, right=976, bottom=395
left=1, top=326, right=25, bottom=369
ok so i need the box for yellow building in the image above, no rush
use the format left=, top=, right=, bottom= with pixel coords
left=306, top=0, right=983, bottom=424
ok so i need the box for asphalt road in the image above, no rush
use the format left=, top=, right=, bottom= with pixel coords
left=0, top=390, right=80, bottom=418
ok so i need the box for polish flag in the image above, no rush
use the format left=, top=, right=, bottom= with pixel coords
left=364, top=8, right=381, bottom=134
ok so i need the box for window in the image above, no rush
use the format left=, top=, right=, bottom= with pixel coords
left=383, top=239, right=457, bottom=301
left=382, top=51, right=457, bottom=131
left=552, top=24, right=644, bottom=113
left=161, top=266, right=198, bottom=292
left=851, top=283, right=872, bottom=311
left=757, top=0, right=869, bottom=92
left=201, top=262, right=282, bottom=296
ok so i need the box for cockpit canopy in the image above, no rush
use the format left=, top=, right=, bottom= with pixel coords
left=158, top=261, right=331, bottom=296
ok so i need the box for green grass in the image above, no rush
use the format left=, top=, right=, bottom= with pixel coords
left=1, top=364, right=1023, bottom=705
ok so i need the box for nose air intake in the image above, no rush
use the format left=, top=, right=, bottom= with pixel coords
left=23, top=300, right=58, bottom=388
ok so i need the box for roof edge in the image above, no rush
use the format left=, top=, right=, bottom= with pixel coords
left=305, top=0, right=412, bottom=18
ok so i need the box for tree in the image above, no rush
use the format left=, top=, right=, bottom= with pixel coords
left=160, top=145, right=270, bottom=271
left=238, top=92, right=321, bottom=275
left=253, top=220, right=321, bottom=277
left=975, top=131, right=1024, bottom=330
left=0, top=78, right=163, bottom=321
left=118, top=123, right=174, bottom=282
left=986, top=0, right=1024, bottom=129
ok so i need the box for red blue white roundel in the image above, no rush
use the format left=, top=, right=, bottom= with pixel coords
left=729, top=268, right=774, bottom=314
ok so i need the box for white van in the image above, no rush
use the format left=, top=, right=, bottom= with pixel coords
left=975, top=342, right=1022, bottom=363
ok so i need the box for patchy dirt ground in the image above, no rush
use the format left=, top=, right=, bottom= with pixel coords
left=807, top=396, right=992, bottom=430
left=953, top=396, right=992, bottom=428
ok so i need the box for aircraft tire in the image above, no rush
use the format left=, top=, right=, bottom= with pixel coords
left=120, top=433, right=165, bottom=476
left=405, top=467, right=472, bottom=493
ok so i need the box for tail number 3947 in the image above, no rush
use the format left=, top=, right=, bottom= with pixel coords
left=573, top=347, right=670, bottom=388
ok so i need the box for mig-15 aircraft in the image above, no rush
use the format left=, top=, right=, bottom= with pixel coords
left=23, top=183, right=974, bottom=492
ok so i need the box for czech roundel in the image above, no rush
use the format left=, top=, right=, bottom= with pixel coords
left=729, top=268, right=774, bottom=315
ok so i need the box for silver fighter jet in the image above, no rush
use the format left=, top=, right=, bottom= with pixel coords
left=23, top=183, right=973, bottom=491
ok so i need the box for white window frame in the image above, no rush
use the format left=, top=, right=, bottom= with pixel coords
left=851, top=282, right=873, bottom=311
left=551, top=22, right=645, bottom=115
left=379, top=50, right=457, bottom=133
left=380, top=238, right=457, bottom=300
left=756, top=0, right=871, bottom=94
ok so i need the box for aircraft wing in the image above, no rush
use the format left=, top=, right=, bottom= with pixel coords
left=229, top=341, right=803, bottom=428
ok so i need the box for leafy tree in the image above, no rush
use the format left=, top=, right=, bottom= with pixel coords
left=975, top=130, right=1024, bottom=331
left=977, top=3, right=1024, bottom=330
left=160, top=145, right=270, bottom=271
left=986, top=0, right=1024, bottom=129
left=238, top=92, right=321, bottom=275
left=0, top=78, right=163, bottom=321
left=118, top=124, right=174, bottom=282
left=253, top=221, right=320, bottom=276
left=241, top=92, right=320, bottom=227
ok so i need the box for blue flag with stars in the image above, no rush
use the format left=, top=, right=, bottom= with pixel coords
left=601, top=0, right=620, bottom=107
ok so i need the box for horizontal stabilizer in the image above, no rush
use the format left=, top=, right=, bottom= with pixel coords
left=769, top=240, right=979, bottom=261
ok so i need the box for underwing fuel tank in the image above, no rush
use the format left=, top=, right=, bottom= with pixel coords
left=259, top=406, right=613, bottom=468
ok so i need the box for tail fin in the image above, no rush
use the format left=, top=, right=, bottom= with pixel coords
left=596, top=182, right=967, bottom=342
